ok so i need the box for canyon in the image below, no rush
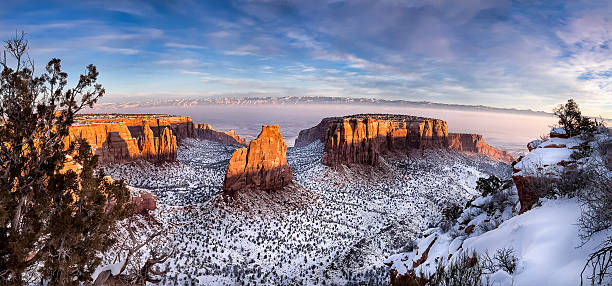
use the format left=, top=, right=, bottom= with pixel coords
left=66, top=114, right=245, bottom=165
left=222, top=125, right=293, bottom=195
left=295, top=114, right=515, bottom=166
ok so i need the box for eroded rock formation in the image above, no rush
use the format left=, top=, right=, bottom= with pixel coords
left=317, top=114, right=449, bottom=166
left=511, top=128, right=583, bottom=213
left=447, top=133, right=515, bottom=163
left=296, top=115, right=514, bottom=165
left=222, top=125, right=293, bottom=195
left=67, top=117, right=180, bottom=165
left=67, top=114, right=246, bottom=165
left=195, top=123, right=247, bottom=146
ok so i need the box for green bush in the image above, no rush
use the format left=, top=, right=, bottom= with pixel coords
left=553, top=99, right=602, bottom=137
left=476, top=175, right=503, bottom=197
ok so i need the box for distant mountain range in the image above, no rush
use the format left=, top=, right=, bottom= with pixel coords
left=94, top=96, right=553, bottom=117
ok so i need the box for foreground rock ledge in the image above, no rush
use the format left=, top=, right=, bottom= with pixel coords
left=222, top=125, right=293, bottom=195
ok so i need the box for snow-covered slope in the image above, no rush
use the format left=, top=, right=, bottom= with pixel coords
left=386, top=197, right=610, bottom=286
left=386, top=129, right=612, bottom=286
left=101, top=138, right=511, bottom=285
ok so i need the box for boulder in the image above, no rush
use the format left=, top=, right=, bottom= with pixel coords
left=130, top=192, right=157, bottom=214
left=550, top=128, right=568, bottom=138
left=222, top=125, right=293, bottom=194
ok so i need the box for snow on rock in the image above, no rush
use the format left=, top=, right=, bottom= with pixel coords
left=550, top=128, right=567, bottom=138
left=385, top=198, right=610, bottom=286
left=92, top=260, right=125, bottom=281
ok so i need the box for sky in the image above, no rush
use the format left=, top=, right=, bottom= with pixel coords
left=1, top=0, right=611, bottom=117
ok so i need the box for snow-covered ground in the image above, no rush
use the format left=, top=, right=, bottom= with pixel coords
left=101, top=138, right=511, bottom=285
left=386, top=130, right=612, bottom=286
left=386, top=197, right=611, bottom=286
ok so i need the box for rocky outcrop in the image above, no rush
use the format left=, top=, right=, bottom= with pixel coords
left=222, top=125, right=293, bottom=195
left=195, top=123, right=247, bottom=146
left=75, top=114, right=195, bottom=142
left=447, top=133, right=515, bottom=163
left=296, top=115, right=515, bottom=165
left=511, top=133, right=583, bottom=213
left=294, top=118, right=335, bottom=147
left=68, top=114, right=247, bottom=165
left=130, top=192, right=158, bottom=214
left=67, top=118, right=179, bottom=165
left=319, top=114, right=448, bottom=166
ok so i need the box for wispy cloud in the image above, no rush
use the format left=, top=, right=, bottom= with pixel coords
left=98, top=46, right=140, bottom=55
left=165, top=42, right=206, bottom=49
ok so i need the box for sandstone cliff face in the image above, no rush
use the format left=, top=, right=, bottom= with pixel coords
left=75, top=114, right=195, bottom=142
left=67, top=115, right=183, bottom=165
left=320, top=114, right=448, bottom=166
left=223, top=125, right=293, bottom=194
left=195, top=123, right=247, bottom=146
left=296, top=116, right=515, bottom=165
left=68, top=115, right=247, bottom=165
left=447, top=133, right=515, bottom=163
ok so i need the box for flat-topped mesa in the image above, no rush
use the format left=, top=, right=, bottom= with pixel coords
left=447, top=133, right=515, bottom=163
left=296, top=114, right=514, bottom=165
left=195, top=123, right=247, bottom=146
left=320, top=114, right=449, bottom=166
left=67, top=116, right=180, bottom=164
left=68, top=114, right=249, bottom=165
left=223, top=125, right=293, bottom=195
left=74, top=114, right=195, bottom=142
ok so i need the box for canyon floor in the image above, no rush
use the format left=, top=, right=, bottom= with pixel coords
left=102, top=138, right=512, bottom=285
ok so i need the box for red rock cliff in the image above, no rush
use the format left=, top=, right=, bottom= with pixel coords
left=68, top=114, right=248, bottom=165
left=67, top=114, right=184, bottom=164
left=296, top=116, right=514, bottom=164
left=223, top=125, right=293, bottom=194
left=195, top=123, right=247, bottom=146
left=321, top=114, right=449, bottom=166
left=447, top=133, right=515, bottom=163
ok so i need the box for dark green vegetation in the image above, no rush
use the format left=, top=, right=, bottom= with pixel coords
left=0, top=33, right=130, bottom=285
left=553, top=99, right=603, bottom=137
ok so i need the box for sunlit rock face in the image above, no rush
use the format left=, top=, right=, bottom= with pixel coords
left=296, top=114, right=514, bottom=166
left=447, top=133, right=515, bottom=163
left=222, top=125, right=293, bottom=194
left=295, top=114, right=448, bottom=166
left=66, top=114, right=186, bottom=164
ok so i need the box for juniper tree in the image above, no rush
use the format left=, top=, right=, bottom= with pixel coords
left=553, top=99, right=599, bottom=137
left=0, top=32, right=130, bottom=285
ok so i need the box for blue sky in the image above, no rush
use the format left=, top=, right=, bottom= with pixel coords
left=1, top=0, right=610, bottom=116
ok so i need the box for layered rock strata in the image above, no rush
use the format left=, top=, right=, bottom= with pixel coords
left=67, top=114, right=246, bottom=164
left=447, top=133, right=515, bottom=163
left=67, top=118, right=179, bottom=164
left=299, top=114, right=448, bottom=166
left=195, top=123, right=247, bottom=146
left=223, top=125, right=293, bottom=195
left=295, top=115, right=514, bottom=165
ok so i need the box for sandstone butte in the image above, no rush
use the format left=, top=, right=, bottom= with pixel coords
left=295, top=114, right=515, bottom=166
left=66, top=114, right=246, bottom=165
left=222, top=125, right=293, bottom=195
